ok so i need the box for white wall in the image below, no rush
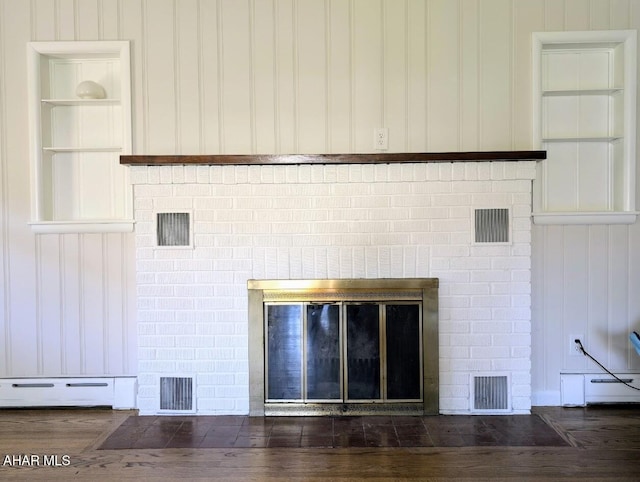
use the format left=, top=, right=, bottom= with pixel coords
left=1, top=0, right=640, bottom=405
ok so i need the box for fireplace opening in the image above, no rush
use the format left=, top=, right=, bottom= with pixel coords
left=248, top=278, right=438, bottom=416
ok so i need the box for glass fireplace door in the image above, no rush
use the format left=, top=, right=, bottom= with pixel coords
left=385, top=304, right=421, bottom=400
left=345, top=304, right=381, bottom=400
left=306, top=304, right=341, bottom=400
left=265, top=302, right=422, bottom=404
left=265, top=303, right=342, bottom=402
left=266, top=304, right=303, bottom=400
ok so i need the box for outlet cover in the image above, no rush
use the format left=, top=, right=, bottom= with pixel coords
left=570, top=334, right=584, bottom=357
left=374, top=128, right=389, bottom=150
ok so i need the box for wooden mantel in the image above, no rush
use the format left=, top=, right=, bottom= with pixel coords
left=120, top=151, right=545, bottom=166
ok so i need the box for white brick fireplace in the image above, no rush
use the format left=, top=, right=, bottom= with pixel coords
left=127, top=155, right=538, bottom=415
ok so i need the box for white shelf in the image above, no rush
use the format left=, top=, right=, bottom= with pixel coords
left=27, top=41, right=132, bottom=233
left=532, top=30, right=637, bottom=223
left=42, top=98, right=120, bottom=106
left=43, top=146, right=124, bottom=153
left=542, top=88, right=623, bottom=96
left=28, top=220, right=135, bottom=234
left=542, top=136, right=622, bottom=143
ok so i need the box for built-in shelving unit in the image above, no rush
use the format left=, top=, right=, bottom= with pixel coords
left=27, top=41, right=133, bottom=233
left=532, top=30, right=637, bottom=225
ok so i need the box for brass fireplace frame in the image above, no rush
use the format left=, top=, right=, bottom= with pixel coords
left=247, top=278, right=439, bottom=416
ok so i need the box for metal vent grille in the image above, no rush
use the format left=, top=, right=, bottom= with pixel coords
left=157, top=212, right=190, bottom=246
left=472, top=375, right=509, bottom=412
left=475, top=208, right=509, bottom=243
left=160, top=376, right=194, bottom=412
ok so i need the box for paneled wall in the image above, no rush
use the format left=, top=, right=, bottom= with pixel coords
left=1, top=0, right=640, bottom=405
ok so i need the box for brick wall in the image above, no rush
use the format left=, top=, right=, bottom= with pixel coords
left=130, top=161, right=536, bottom=414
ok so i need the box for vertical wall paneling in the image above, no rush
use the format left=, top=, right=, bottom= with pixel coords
left=221, top=0, right=253, bottom=153
left=176, top=0, right=201, bottom=153
left=513, top=0, right=544, bottom=150
left=587, top=225, right=609, bottom=366
left=106, top=232, right=134, bottom=376
left=608, top=225, right=630, bottom=369
left=564, top=0, right=591, bottom=31
left=479, top=0, right=513, bottom=150
left=31, top=0, right=56, bottom=41
left=629, top=222, right=640, bottom=370
left=275, top=0, right=297, bottom=153
left=589, top=0, right=611, bottom=30
left=530, top=224, right=545, bottom=398
left=63, top=234, right=82, bottom=374
left=352, top=0, right=383, bottom=151
left=248, top=0, right=257, bottom=154
left=327, top=0, right=352, bottom=152
left=383, top=0, right=408, bottom=151
left=460, top=0, right=479, bottom=151
left=38, top=234, right=63, bottom=375
left=100, top=0, right=121, bottom=39
left=406, top=0, right=427, bottom=151
left=198, top=0, right=222, bottom=153
left=0, top=0, right=9, bottom=376
left=81, top=234, right=105, bottom=374
left=1, top=0, right=640, bottom=405
left=541, top=227, right=565, bottom=391
left=562, top=226, right=589, bottom=369
left=427, top=0, right=459, bottom=151
left=6, top=1, right=36, bottom=377
left=76, top=0, right=100, bottom=39
left=252, top=0, right=276, bottom=154
left=531, top=0, right=640, bottom=404
left=19, top=1, right=135, bottom=383
left=55, top=0, right=76, bottom=40
left=610, top=0, right=631, bottom=29
left=296, top=0, right=328, bottom=153
left=145, top=0, right=177, bottom=154
left=544, top=0, right=566, bottom=31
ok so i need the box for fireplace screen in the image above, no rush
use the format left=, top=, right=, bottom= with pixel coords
left=249, top=279, right=439, bottom=416
left=266, top=302, right=421, bottom=403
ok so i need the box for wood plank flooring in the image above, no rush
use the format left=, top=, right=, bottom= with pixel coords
left=0, top=405, right=638, bottom=480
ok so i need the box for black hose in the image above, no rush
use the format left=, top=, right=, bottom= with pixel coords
left=574, top=339, right=640, bottom=391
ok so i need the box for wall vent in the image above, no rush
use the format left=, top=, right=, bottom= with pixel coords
left=157, top=212, right=190, bottom=247
left=159, top=376, right=195, bottom=412
left=474, top=208, right=509, bottom=243
left=471, top=374, right=511, bottom=413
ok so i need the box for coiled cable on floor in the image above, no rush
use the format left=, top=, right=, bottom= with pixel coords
left=574, top=338, right=640, bottom=391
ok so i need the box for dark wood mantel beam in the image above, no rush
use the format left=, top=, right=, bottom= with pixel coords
left=120, top=151, right=546, bottom=166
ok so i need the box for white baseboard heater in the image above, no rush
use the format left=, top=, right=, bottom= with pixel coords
left=0, top=377, right=137, bottom=409
left=561, top=373, right=640, bottom=406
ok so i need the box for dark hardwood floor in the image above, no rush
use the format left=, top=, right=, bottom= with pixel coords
left=0, top=405, right=638, bottom=480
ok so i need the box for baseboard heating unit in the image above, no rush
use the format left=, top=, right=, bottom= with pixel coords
left=561, top=373, right=640, bottom=406
left=0, top=377, right=137, bottom=409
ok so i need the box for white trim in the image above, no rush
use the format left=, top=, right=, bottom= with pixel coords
left=532, top=211, right=638, bottom=225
